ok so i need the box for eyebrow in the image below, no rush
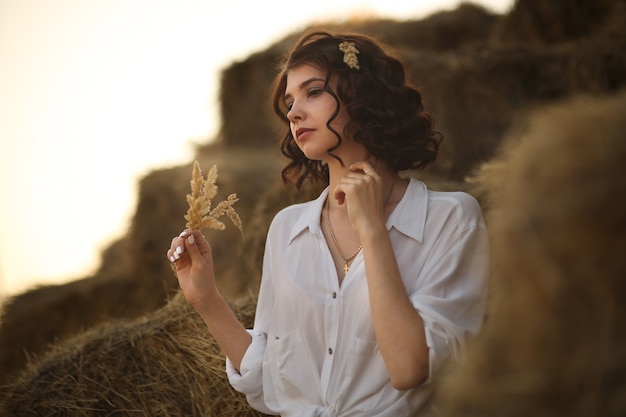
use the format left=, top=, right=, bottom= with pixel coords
left=283, top=77, right=326, bottom=102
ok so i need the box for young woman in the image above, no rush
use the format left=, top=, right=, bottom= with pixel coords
left=167, top=31, right=489, bottom=416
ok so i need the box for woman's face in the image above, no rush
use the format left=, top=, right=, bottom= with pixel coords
left=283, top=64, right=360, bottom=163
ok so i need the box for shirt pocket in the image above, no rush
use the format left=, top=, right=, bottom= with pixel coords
left=342, top=337, right=389, bottom=412
left=265, top=329, right=320, bottom=406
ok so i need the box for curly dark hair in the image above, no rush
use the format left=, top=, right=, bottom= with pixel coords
left=271, top=30, right=443, bottom=190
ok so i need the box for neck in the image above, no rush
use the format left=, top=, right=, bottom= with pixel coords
left=327, top=157, right=392, bottom=184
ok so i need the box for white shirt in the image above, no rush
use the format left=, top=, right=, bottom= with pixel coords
left=227, top=178, right=489, bottom=416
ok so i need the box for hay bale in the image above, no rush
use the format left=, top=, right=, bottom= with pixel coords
left=216, top=0, right=626, bottom=181
left=0, top=145, right=285, bottom=385
left=0, top=268, right=168, bottom=387
left=491, top=0, right=614, bottom=45
left=431, top=91, right=626, bottom=416
left=0, top=292, right=268, bottom=417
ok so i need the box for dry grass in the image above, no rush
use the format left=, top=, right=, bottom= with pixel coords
left=184, top=160, right=243, bottom=236
left=0, top=292, right=268, bottom=417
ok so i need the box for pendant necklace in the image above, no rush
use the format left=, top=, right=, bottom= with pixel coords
left=326, top=175, right=398, bottom=276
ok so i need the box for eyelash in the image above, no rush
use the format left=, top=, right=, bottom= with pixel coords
left=286, top=87, right=323, bottom=111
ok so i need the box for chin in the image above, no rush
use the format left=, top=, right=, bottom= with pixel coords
left=298, top=145, right=325, bottom=161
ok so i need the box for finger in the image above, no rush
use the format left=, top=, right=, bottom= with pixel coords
left=333, top=175, right=355, bottom=204
left=168, top=239, right=179, bottom=261
left=168, top=229, right=191, bottom=262
left=193, top=231, right=211, bottom=254
left=171, top=242, right=185, bottom=262
left=334, top=189, right=346, bottom=205
left=333, top=181, right=360, bottom=205
left=167, top=240, right=181, bottom=262
left=184, top=230, right=206, bottom=264
left=350, top=161, right=376, bottom=176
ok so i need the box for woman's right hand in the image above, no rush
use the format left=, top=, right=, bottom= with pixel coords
left=167, top=230, right=217, bottom=311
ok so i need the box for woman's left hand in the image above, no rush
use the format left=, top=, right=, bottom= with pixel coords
left=333, top=161, right=386, bottom=237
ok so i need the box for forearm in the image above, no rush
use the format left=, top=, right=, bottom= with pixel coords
left=194, top=291, right=252, bottom=372
left=362, top=227, right=429, bottom=390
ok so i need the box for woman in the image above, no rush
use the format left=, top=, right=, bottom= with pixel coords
left=167, top=31, right=489, bottom=416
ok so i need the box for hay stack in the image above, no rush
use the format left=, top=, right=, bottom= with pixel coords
left=0, top=293, right=268, bottom=417
left=2, top=0, right=626, bottom=393
left=0, top=145, right=286, bottom=385
left=217, top=0, right=626, bottom=181
left=432, top=92, right=626, bottom=416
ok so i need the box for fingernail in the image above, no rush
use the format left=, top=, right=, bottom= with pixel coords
left=175, top=246, right=183, bottom=255
left=188, top=234, right=195, bottom=245
left=173, top=252, right=180, bottom=260
left=169, top=255, right=176, bottom=263
left=179, top=230, right=188, bottom=237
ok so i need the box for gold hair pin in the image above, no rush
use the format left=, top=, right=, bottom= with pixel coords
left=339, top=41, right=360, bottom=70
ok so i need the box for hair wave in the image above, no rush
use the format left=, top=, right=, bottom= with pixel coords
left=271, top=30, right=442, bottom=189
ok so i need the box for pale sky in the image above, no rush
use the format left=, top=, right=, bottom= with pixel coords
left=0, top=0, right=512, bottom=299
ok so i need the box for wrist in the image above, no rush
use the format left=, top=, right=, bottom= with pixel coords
left=191, top=288, right=224, bottom=316
left=359, top=222, right=388, bottom=245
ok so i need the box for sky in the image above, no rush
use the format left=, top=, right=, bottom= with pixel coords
left=0, top=0, right=512, bottom=300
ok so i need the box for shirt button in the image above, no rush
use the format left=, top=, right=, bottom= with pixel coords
left=328, top=348, right=333, bottom=355
left=332, top=292, right=337, bottom=299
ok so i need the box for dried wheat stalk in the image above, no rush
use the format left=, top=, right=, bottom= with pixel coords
left=184, top=160, right=243, bottom=237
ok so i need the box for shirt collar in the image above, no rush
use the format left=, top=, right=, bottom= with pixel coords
left=388, top=177, right=428, bottom=243
left=288, top=187, right=329, bottom=244
left=288, top=177, right=428, bottom=245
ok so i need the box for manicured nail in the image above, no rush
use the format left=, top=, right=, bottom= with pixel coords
left=169, top=255, right=176, bottom=263
left=179, top=230, right=188, bottom=237
left=175, top=246, right=183, bottom=255
left=188, top=234, right=195, bottom=244
left=173, top=252, right=180, bottom=260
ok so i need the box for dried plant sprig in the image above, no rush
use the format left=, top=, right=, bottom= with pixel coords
left=184, top=160, right=243, bottom=237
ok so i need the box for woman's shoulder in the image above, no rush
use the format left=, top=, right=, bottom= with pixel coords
left=428, top=189, right=481, bottom=211
left=407, top=178, right=481, bottom=212
left=404, top=178, right=483, bottom=225
left=426, top=188, right=484, bottom=226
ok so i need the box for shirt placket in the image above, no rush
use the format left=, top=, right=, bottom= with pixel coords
left=320, top=286, right=341, bottom=402
left=318, top=235, right=342, bottom=403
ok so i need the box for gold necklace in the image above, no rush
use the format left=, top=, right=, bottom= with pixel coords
left=326, top=175, right=398, bottom=275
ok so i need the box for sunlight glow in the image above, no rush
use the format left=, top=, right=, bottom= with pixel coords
left=0, top=0, right=512, bottom=298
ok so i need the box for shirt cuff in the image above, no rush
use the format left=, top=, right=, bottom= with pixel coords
left=226, top=329, right=267, bottom=396
left=422, top=320, right=453, bottom=385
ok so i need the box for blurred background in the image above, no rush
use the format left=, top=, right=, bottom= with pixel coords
left=2, top=1, right=624, bottom=410
left=0, top=0, right=513, bottom=298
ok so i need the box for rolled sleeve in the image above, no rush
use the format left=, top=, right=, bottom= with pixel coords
left=226, top=330, right=274, bottom=414
left=226, top=330, right=266, bottom=393
left=420, top=314, right=456, bottom=384
left=410, top=220, right=489, bottom=383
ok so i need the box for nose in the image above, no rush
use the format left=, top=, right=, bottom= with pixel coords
left=287, top=101, right=304, bottom=123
